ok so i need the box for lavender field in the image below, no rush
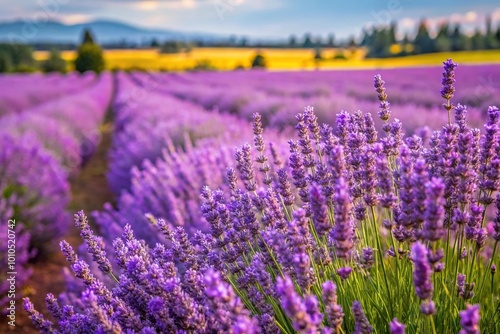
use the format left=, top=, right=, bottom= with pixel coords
left=2, top=61, right=500, bottom=333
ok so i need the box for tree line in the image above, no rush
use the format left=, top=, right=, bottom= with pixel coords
left=362, top=16, right=500, bottom=58
left=0, top=29, right=104, bottom=74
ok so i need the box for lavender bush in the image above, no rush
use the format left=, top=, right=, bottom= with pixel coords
left=108, top=72, right=254, bottom=195
left=133, top=65, right=496, bottom=133
left=0, top=73, right=112, bottom=174
left=0, top=73, right=112, bottom=311
left=25, top=60, right=500, bottom=333
left=0, top=134, right=69, bottom=310
left=0, top=72, right=96, bottom=117
left=0, top=135, right=70, bottom=249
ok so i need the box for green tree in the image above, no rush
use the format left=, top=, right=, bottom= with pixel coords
left=399, top=34, right=411, bottom=56
left=347, top=36, right=357, bottom=48
left=314, top=47, right=323, bottom=60
left=289, top=35, right=297, bottom=47
left=435, top=23, right=451, bottom=52
left=450, top=25, right=468, bottom=51
left=388, top=21, right=397, bottom=44
left=303, top=33, right=314, bottom=48
left=314, top=36, right=323, bottom=47
left=0, top=44, right=35, bottom=70
left=82, top=29, right=95, bottom=44
left=326, top=34, right=335, bottom=47
left=484, top=15, right=497, bottom=49
left=150, top=38, right=160, bottom=48
left=470, top=29, right=485, bottom=50
left=74, top=30, right=105, bottom=73
left=251, top=53, right=266, bottom=69
left=160, top=41, right=184, bottom=54
left=413, top=20, right=435, bottom=54
left=366, top=27, right=392, bottom=58
left=360, top=28, right=372, bottom=46
left=41, top=49, right=67, bottom=73
left=0, top=52, right=12, bottom=73
left=191, top=59, right=216, bottom=71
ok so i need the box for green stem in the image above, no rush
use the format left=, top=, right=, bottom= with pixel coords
left=430, top=314, right=438, bottom=334
left=370, top=206, right=392, bottom=317
left=478, top=241, right=498, bottom=300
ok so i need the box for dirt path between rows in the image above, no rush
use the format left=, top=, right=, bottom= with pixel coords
left=1, top=116, right=115, bottom=333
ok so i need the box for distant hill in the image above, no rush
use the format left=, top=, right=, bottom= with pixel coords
left=0, top=19, right=223, bottom=45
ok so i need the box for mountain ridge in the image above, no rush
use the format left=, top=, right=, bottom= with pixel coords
left=0, top=19, right=224, bottom=44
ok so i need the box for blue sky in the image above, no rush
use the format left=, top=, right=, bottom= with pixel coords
left=2, top=0, right=500, bottom=39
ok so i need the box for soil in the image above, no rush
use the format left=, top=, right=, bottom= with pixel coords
left=1, top=118, right=115, bottom=333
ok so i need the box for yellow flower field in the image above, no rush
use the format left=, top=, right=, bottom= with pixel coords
left=34, top=48, right=500, bottom=71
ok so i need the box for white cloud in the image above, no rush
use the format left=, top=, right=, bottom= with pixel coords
left=133, top=1, right=159, bottom=11
left=400, top=17, right=415, bottom=29
left=492, top=8, right=500, bottom=21
left=60, top=14, right=93, bottom=24
left=464, top=11, right=478, bottom=23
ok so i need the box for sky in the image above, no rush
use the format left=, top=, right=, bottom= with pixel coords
left=1, top=0, right=500, bottom=39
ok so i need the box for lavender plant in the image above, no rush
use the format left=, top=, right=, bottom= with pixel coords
left=0, top=135, right=69, bottom=310
left=25, top=60, right=500, bottom=333
left=0, top=73, right=112, bottom=311
left=0, top=135, right=70, bottom=249
left=0, top=72, right=96, bottom=117
left=108, top=72, right=254, bottom=195
left=136, top=65, right=493, bottom=133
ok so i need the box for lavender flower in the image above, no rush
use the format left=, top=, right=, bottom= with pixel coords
left=322, top=281, right=344, bottom=331
left=494, top=194, right=500, bottom=241
left=295, top=112, right=315, bottom=167
left=276, top=168, right=295, bottom=206
left=75, top=211, right=114, bottom=275
left=422, top=178, right=445, bottom=242
left=389, top=318, right=405, bottom=334
left=331, top=177, right=354, bottom=260
left=337, top=267, right=353, bottom=280
left=411, top=242, right=434, bottom=312
left=235, top=144, right=257, bottom=192
left=374, top=74, right=391, bottom=122
left=276, top=276, right=320, bottom=334
left=352, top=301, right=373, bottom=334
left=440, top=59, right=458, bottom=108
left=310, top=183, right=331, bottom=236
left=459, top=304, right=480, bottom=334
left=23, top=298, right=56, bottom=333
left=361, top=247, right=374, bottom=270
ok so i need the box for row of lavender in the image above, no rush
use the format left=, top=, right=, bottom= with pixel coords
left=24, top=61, right=500, bottom=332
left=0, top=73, right=113, bottom=310
left=132, top=65, right=500, bottom=134
left=0, top=73, right=96, bottom=117
left=97, top=71, right=278, bottom=239
left=51, top=71, right=287, bottom=308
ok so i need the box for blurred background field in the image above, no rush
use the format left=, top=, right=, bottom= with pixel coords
left=34, top=48, right=500, bottom=71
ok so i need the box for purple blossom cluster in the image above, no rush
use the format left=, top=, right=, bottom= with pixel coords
left=107, top=72, right=256, bottom=195
left=0, top=72, right=96, bottom=117
left=132, top=65, right=498, bottom=133
left=0, top=135, right=68, bottom=310
left=0, top=135, right=70, bottom=249
left=0, top=73, right=113, bottom=174
left=25, top=61, right=500, bottom=332
left=0, top=73, right=113, bottom=310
